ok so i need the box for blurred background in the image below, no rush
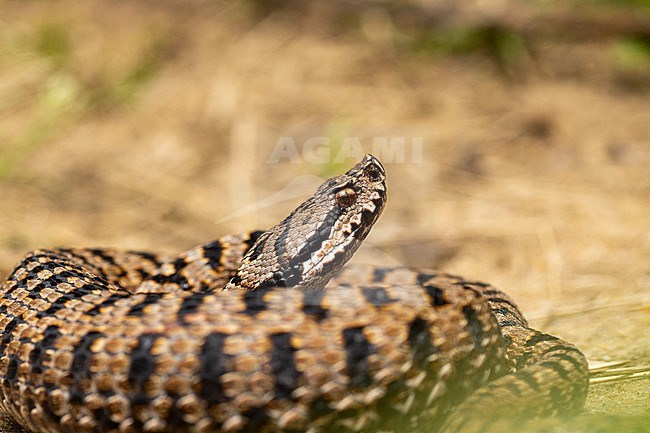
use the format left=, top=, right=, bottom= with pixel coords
left=0, top=0, right=648, bottom=427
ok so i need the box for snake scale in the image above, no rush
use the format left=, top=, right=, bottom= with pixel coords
left=0, top=155, right=588, bottom=432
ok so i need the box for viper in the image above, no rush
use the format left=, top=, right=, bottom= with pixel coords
left=0, top=155, right=588, bottom=432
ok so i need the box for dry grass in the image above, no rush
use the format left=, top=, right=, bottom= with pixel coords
left=0, top=0, right=649, bottom=429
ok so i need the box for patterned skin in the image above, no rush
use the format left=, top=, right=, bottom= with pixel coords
left=0, top=155, right=587, bottom=432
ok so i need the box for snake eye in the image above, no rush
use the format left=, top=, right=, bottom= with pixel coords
left=335, top=188, right=357, bottom=207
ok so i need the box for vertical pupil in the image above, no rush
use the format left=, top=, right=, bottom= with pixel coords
left=337, top=189, right=355, bottom=207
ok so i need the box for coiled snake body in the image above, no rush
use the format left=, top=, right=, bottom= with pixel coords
left=0, top=155, right=588, bottom=432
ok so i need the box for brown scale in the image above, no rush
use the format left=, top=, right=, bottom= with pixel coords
left=0, top=155, right=588, bottom=433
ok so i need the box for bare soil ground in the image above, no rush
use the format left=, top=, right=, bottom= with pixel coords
left=0, top=0, right=648, bottom=431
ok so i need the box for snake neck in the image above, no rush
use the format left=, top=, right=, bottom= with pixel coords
left=224, top=154, right=387, bottom=291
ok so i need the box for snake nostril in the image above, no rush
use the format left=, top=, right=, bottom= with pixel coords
left=366, top=166, right=382, bottom=182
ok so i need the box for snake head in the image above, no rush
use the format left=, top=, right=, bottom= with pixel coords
left=228, top=154, right=387, bottom=291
